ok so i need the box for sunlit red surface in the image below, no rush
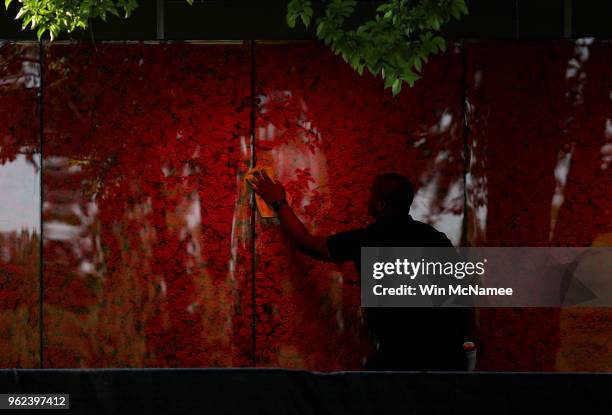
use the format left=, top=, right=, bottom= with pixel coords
left=0, top=40, right=609, bottom=370
left=43, top=43, right=253, bottom=367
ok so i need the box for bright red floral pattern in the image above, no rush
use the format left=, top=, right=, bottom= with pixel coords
left=43, top=43, right=253, bottom=367
left=1, top=40, right=609, bottom=370
left=0, top=42, right=40, bottom=368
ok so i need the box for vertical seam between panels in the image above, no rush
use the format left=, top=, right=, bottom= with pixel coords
left=249, top=39, right=257, bottom=367
left=515, top=0, right=520, bottom=40
left=460, top=42, right=470, bottom=248
left=38, top=40, right=45, bottom=369
left=563, top=0, right=573, bottom=39
left=156, top=0, right=165, bottom=40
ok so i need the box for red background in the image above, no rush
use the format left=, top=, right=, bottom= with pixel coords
left=0, top=40, right=610, bottom=370
left=0, top=42, right=40, bottom=367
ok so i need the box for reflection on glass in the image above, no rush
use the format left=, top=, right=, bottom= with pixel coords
left=2, top=39, right=609, bottom=372
left=0, top=42, right=40, bottom=368
left=467, top=41, right=612, bottom=372
left=42, top=43, right=252, bottom=367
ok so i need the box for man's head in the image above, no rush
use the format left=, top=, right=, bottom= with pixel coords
left=368, top=173, right=415, bottom=219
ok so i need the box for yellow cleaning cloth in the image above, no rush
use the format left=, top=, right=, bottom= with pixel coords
left=245, top=166, right=290, bottom=218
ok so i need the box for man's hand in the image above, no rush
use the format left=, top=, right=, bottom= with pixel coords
left=249, top=170, right=286, bottom=205
left=247, top=168, right=332, bottom=261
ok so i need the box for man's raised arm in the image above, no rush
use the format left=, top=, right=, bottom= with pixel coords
left=248, top=170, right=332, bottom=261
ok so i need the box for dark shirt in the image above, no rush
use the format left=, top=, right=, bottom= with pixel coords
left=326, top=213, right=468, bottom=370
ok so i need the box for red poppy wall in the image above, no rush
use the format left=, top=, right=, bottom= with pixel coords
left=466, top=41, right=612, bottom=371
left=0, top=42, right=41, bottom=367
left=0, top=40, right=610, bottom=370
left=43, top=43, right=253, bottom=367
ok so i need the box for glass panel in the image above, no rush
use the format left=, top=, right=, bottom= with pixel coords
left=466, top=41, right=612, bottom=371
left=254, top=42, right=464, bottom=369
left=43, top=43, right=253, bottom=367
left=548, top=41, right=612, bottom=371
left=0, top=41, right=41, bottom=368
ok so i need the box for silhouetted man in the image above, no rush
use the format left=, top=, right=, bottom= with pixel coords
left=250, top=171, right=474, bottom=371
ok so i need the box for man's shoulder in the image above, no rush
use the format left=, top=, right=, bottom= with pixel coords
left=407, top=219, right=454, bottom=246
left=326, top=226, right=369, bottom=247
left=330, top=226, right=368, bottom=238
left=361, top=215, right=451, bottom=246
left=410, top=218, right=440, bottom=231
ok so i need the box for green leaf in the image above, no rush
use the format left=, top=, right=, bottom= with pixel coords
left=433, top=36, right=446, bottom=52
left=383, top=75, right=395, bottom=89
left=356, top=63, right=365, bottom=75
left=21, top=15, right=32, bottom=30
left=287, top=14, right=297, bottom=28
left=4, top=0, right=11, bottom=10
left=301, top=8, right=312, bottom=27
left=316, top=21, right=326, bottom=36
left=414, top=57, right=422, bottom=72
left=391, top=78, right=402, bottom=96
left=401, top=70, right=421, bottom=87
